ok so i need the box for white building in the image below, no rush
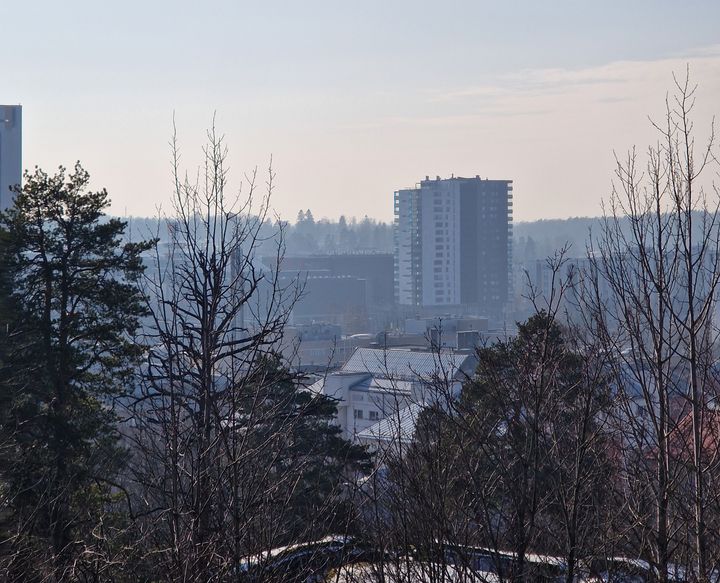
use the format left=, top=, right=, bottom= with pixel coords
left=309, top=346, right=477, bottom=448
left=394, top=175, right=513, bottom=318
left=0, top=105, right=22, bottom=211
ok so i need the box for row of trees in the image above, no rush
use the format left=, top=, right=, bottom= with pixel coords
left=0, top=127, right=371, bottom=581
left=287, top=210, right=393, bottom=255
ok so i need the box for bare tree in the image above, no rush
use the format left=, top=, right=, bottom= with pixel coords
left=122, top=122, right=368, bottom=581
left=583, top=70, right=720, bottom=582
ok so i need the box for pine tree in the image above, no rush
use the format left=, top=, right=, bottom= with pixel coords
left=460, top=313, right=612, bottom=576
left=241, top=354, right=371, bottom=543
left=0, top=163, right=153, bottom=577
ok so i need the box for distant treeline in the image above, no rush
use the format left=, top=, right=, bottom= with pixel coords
left=125, top=211, right=605, bottom=260
left=123, top=210, right=394, bottom=257
left=126, top=212, right=712, bottom=263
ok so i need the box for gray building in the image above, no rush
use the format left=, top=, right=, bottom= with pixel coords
left=278, top=253, right=394, bottom=312
left=0, top=105, right=22, bottom=211
left=273, top=253, right=395, bottom=333
left=394, top=175, right=513, bottom=318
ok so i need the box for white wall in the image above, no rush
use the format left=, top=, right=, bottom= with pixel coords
left=420, top=180, right=461, bottom=306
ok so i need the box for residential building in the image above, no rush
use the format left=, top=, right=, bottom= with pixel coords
left=309, top=346, right=477, bottom=448
left=0, top=105, right=21, bottom=211
left=394, top=175, right=513, bottom=319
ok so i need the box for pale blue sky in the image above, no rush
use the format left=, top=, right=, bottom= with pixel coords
left=3, top=1, right=720, bottom=221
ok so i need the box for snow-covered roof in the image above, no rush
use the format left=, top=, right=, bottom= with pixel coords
left=351, top=375, right=415, bottom=395
left=356, top=403, right=424, bottom=445
left=342, top=347, right=474, bottom=381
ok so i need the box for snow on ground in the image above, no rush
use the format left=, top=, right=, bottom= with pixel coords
left=328, top=560, right=499, bottom=583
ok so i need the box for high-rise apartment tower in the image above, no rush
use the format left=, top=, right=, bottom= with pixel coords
left=0, top=105, right=22, bottom=211
left=394, top=175, right=512, bottom=317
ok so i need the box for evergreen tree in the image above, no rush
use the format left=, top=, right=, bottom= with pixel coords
left=460, top=313, right=612, bottom=578
left=240, top=354, right=372, bottom=543
left=0, top=164, right=152, bottom=578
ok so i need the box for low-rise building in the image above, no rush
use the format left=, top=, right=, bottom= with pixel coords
left=309, top=347, right=477, bottom=448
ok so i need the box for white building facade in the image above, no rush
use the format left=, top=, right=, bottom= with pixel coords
left=309, top=347, right=477, bottom=448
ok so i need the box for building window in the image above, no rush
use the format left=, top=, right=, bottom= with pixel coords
left=369, top=410, right=380, bottom=421
left=354, top=409, right=364, bottom=420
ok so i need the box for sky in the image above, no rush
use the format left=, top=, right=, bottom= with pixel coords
left=3, top=0, right=720, bottom=223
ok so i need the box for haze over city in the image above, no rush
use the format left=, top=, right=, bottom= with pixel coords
left=4, top=0, right=720, bottom=222
left=4, top=2, right=720, bottom=582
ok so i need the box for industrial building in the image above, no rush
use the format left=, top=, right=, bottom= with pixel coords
left=274, top=253, right=394, bottom=333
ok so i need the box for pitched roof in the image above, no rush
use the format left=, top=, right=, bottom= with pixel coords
left=356, top=403, right=424, bottom=444
left=341, top=347, right=474, bottom=381
left=347, top=375, right=415, bottom=395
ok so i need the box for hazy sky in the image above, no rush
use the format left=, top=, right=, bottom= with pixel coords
left=3, top=0, right=720, bottom=222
